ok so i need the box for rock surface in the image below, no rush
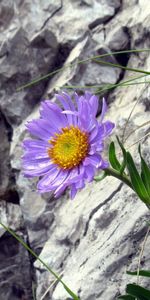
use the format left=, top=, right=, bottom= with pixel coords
left=0, top=0, right=150, bottom=300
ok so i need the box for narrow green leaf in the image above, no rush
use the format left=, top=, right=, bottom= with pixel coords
left=63, top=285, right=80, bottom=300
left=118, top=295, right=136, bottom=300
left=127, top=270, right=150, bottom=278
left=126, top=152, right=150, bottom=204
left=138, top=145, right=150, bottom=197
left=116, top=136, right=127, bottom=174
left=0, top=222, right=80, bottom=300
left=62, top=74, right=149, bottom=92
left=17, top=49, right=150, bottom=91
left=126, top=284, right=150, bottom=300
left=109, top=141, right=121, bottom=171
left=92, top=58, right=150, bottom=76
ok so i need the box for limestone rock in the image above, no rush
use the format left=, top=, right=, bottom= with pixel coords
left=106, top=27, right=129, bottom=51
left=0, top=231, right=33, bottom=300
left=0, top=111, right=12, bottom=198
left=0, top=26, right=58, bottom=125
left=0, top=201, right=32, bottom=300
left=0, top=0, right=150, bottom=300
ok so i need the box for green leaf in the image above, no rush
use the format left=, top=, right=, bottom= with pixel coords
left=116, top=136, right=127, bottom=174
left=138, top=145, right=150, bottom=197
left=118, top=295, right=136, bottom=300
left=17, top=49, right=150, bottom=91
left=126, top=284, right=150, bottom=300
left=127, top=270, right=150, bottom=278
left=109, top=141, right=121, bottom=171
left=126, top=152, right=150, bottom=204
left=63, top=285, right=80, bottom=300
left=0, top=222, right=80, bottom=300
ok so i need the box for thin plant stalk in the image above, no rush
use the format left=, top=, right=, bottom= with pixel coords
left=61, top=74, right=149, bottom=93
left=136, top=227, right=150, bottom=285
left=17, top=49, right=150, bottom=91
left=95, top=167, right=133, bottom=190
left=0, top=222, right=80, bottom=300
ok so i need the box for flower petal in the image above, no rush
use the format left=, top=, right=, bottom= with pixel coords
left=83, top=154, right=102, bottom=168
left=103, top=121, right=115, bottom=136
left=40, top=101, right=68, bottom=129
left=23, top=150, right=49, bottom=160
left=70, top=184, right=77, bottom=199
left=85, top=165, right=95, bottom=182
left=23, top=162, right=55, bottom=178
left=23, top=139, right=48, bottom=150
left=100, top=98, right=107, bottom=122
left=37, top=167, right=61, bottom=192
left=56, top=93, right=77, bottom=125
left=26, top=119, right=56, bottom=140
left=89, top=95, right=99, bottom=117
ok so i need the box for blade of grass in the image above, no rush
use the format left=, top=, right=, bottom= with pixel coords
left=122, top=97, right=140, bottom=144
left=124, top=121, right=150, bottom=143
left=122, top=73, right=148, bottom=144
left=136, top=227, right=150, bottom=284
left=127, top=270, right=150, bottom=278
left=17, top=49, right=150, bottom=91
left=92, top=59, right=150, bottom=75
left=40, top=272, right=64, bottom=300
left=0, top=222, right=80, bottom=300
left=97, top=75, right=149, bottom=94
left=127, top=133, right=150, bottom=149
left=61, top=74, right=149, bottom=92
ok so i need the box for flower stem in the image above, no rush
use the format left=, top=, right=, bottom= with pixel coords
left=104, top=167, right=134, bottom=191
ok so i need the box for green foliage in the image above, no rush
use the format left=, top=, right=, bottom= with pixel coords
left=118, top=295, right=136, bottom=300
left=0, top=222, right=80, bottom=300
left=118, top=267, right=150, bottom=299
left=138, top=145, right=150, bottom=197
left=126, top=283, right=150, bottom=300
left=108, top=137, right=127, bottom=174
left=126, top=152, right=150, bottom=205
left=116, top=136, right=127, bottom=174
left=106, top=138, right=150, bottom=206
left=17, top=49, right=150, bottom=91
left=109, top=141, right=121, bottom=172
left=127, top=270, right=150, bottom=278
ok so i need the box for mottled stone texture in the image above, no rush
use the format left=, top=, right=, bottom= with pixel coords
left=0, top=0, right=150, bottom=299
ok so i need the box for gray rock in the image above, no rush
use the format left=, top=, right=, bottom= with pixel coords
left=45, top=0, right=121, bottom=44
left=0, top=1, right=150, bottom=300
left=0, top=231, right=33, bottom=300
left=0, top=111, right=10, bottom=198
left=0, top=27, right=58, bottom=125
left=0, top=201, right=32, bottom=300
left=106, top=27, right=129, bottom=51
left=47, top=37, right=122, bottom=99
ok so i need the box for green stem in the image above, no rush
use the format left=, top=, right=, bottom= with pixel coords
left=104, top=168, right=134, bottom=190
left=0, top=222, right=80, bottom=300
left=96, top=168, right=150, bottom=210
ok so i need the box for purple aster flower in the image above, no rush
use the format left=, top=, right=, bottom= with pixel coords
left=22, top=92, right=114, bottom=199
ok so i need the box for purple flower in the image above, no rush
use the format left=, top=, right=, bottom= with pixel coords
left=22, top=92, right=114, bottom=199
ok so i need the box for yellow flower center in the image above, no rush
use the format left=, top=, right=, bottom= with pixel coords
left=48, top=126, right=89, bottom=170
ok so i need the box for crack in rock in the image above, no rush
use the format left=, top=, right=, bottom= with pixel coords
left=40, top=0, right=63, bottom=31
left=83, top=183, right=123, bottom=236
